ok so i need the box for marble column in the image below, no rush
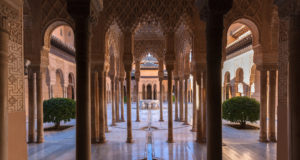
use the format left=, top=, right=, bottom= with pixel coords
left=136, top=79, right=140, bottom=122
left=196, top=75, right=202, bottom=143
left=0, top=16, right=9, bottom=160
left=28, top=71, right=36, bottom=143
left=98, top=71, right=106, bottom=143
left=268, top=70, right=276, bottom=142
left=259, top=68, right=268, bottom=142
left=202, top=72, right=207, bottom=142
left=120, top=78, right=125, bottom=122
left=167, top=66, right=174, bottom=143
left=191, top=78, right=197, bottom=132
left=125, top=69, right=133, bottom=143
left=288, top=13, right=300, bottom=160
left=104, top=72, right=109, bottom=132
left=115, top=78, right=120, bottom=122
left=184, top=78, right=189, bottom=125
left=68, top=7, right=92, bottom=159
left=174, top=79, right=179, bottom=121
left=110, top=77, right=116, bottom=126
left=205, top=9, right=231, bottom=159
left=179, top=79, right=184, bottom=121
left=159, top=78, right=164, bottom=121
left=36, top=68, right=45, bottom=143
left=91, top=72, right=99, bottom=143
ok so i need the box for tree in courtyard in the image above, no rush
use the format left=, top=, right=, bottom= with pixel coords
left=222, top=96, right=260, bottom=129
left=43, top=98, right=76, bottom=129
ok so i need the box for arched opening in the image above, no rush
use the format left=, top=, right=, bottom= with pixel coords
left=67, top=73, right=75, bottom=99
left=142, top=84, right=146, bottom=99
left=53, top=70, right=64, bottom=98
left=235, top=68, right=244, bottom=96
left=147, top=84, right=152, bottom=100
left=153, top=84, right=157, bottom=100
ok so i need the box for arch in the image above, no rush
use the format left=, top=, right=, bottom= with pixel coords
left=53, top=69, right=64, bottom=98
left=147, top=84, right=152, bottom=100
left=235, top=68, right=244, bottom=83
left=225, top=18, right=260, bottom=47
left=43, top=20, right=74, bottom=49
left=67, top=72, right=75, bottom=99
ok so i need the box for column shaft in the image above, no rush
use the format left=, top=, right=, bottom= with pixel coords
left=120, top=80, right=125, bottom=122
left=206, top=13, right=223, bottom=160
left=111, top=78, right=116, bottom=126
left=159, top=79, right=164, bottom=121
left=98, top=71, right=106, bottom=143
left=36, top=70, right=45, bottom=143
left=126, top=71, right=133, bottom=143
left=91, top=72, right=99, bottom=143
left=175, top=80, right=179, bottom=121
left=289, top=14, right=300, bottom=160
left=268, top=70, right=276, bottom=142
left=196, top=77, right=202, bottom=142
left=184, top=79, right=189, bottom=125
left=179, top=79, right=184, bottom=121
left=191, top=78, right=197, bottom=132
left=28, top=72, right=36, bottom=142
left=115, top=79, right=119, bottom=122
left=136, top=80, right=140, bottom=122
left=74, top=17, right=91, bottom=160
left=167, top=69, right=173, bottom=143
left=259, top=69, right=268, bottom=142
left=202, top=72, right=207, bottom=142
left=104, top=73, right=109, bottom=132
left=0, top=18, right=9, bottom=160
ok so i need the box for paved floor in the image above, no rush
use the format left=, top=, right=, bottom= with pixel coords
left=28, top=103, right=276, bottom=160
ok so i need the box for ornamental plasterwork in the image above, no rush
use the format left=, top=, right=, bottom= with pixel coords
left=101, top=0, right=195, bottom=32
left=41, top=0, right=74, bottom=33
left=0, top=1, right=24, bottom=112
left=134, top=40, right=164, bottom=62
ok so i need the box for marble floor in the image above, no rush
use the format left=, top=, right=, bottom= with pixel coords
left=28, top=103, right=276, bottom=160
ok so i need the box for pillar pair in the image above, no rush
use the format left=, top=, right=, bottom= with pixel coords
left=27, top=64, right=46, bottom=144
left=91, top=71, right=106, bottom=143
left=259, top=67, right=277, bottom=142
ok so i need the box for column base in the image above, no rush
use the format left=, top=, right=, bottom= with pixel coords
left=121, top=118, right=125, bottom=122
left=159, top=119, right=164, bottom=122
left=201, top=138, right=206, bottom=143
left=259, top=136, right=268, bottom=142
left=190, top=128, right=197, bottom=132
left=98, top=138, right=106, bottom=144
left=175, top=118, right=180, bottom=121
left=126, top=138, right=134, bottom=143
left=105, top=130, right=110, bottom=133
left=36, top=137, right=44, bottom=143
left=136, top=119, right=140, bottom=122
left=268, top=136, right=277, bottom=142
left=27, top=137, right=35, bottom=143
left=167, top=139, right=174, bottom=143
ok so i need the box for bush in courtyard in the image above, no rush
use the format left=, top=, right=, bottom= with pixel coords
left=222, top=96, right=260, bottom=128
left=43, top=98, right=76, bottom=128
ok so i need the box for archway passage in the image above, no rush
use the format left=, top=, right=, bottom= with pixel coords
left=147, top=84, right=152, bottom=100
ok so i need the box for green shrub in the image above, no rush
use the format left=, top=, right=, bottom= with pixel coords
left=222, top=96, right=260, bottom=128
left=43, top=98, right=76, bottom=128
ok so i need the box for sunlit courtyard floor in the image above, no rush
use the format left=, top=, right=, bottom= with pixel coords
left=28, top=103, right=276, bottom=160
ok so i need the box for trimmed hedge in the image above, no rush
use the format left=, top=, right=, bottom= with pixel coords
left=222, top=96, right=260, bottom=128
left=43, top=98, right=76, bottom=128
